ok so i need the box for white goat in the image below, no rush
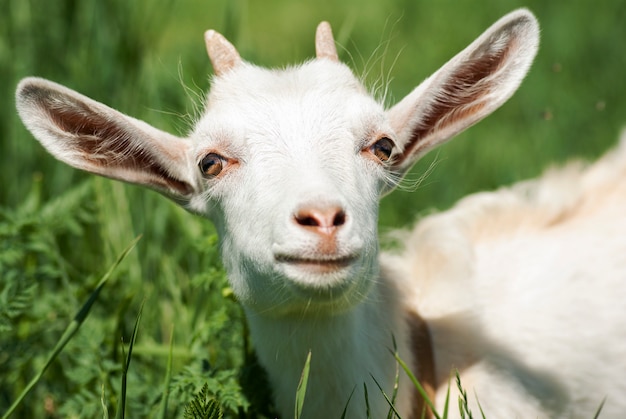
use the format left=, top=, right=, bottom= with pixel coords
left=15, top=9, right=626, bottom=418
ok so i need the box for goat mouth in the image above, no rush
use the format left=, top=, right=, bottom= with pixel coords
left=275, top=254, right=358, bottom=274
left=274, top=252, right=371, bottom=306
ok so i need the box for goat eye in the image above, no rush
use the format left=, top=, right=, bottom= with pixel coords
left=370, top=137, right=394, bottom=162
left=199, top=153, right=225, bottom=178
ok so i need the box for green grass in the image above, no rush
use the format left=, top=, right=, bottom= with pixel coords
left=1, top=0, right=625, bottom=417
left=1, top=236, right=139, bottom=419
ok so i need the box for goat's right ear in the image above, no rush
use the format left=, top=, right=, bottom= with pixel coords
left=16, top=77, right=198, bottom=201
left=387, top=9, right=539, bottom=176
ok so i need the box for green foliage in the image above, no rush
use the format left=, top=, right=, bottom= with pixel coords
left=171, top=364, right=250, bottom=416
left=0, top=274, right=36, bottom=334
left=2, top=236, right=138, bottom=419
left=0, top=177, right=255, bottom=417
left=183, top=383, right=224, bottom=419
left=2, top=0, right=624, bottom=417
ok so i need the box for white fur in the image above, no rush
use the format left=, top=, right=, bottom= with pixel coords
left=385, top=134, right=626, bottom=417
left=15, top=8, right=625, bottom=419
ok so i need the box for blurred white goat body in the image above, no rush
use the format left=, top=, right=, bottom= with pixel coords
left=15, top=8, right=626, bottom=419
left=386, top=134, right=626, bottom=417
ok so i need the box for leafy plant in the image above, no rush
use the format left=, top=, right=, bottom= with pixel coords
left=184, top=383, right=224, bottom=419
left=0, top=179, right=256, bottom=418
left=1, top=236, right=139, bottom=419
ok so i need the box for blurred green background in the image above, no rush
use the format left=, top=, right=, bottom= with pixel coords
left=1, top=0, right=625, bottom=417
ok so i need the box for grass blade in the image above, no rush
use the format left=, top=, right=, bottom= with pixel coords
left=101, top=384, right=109, bottom=419
left=456, top=370, right=472, bottom=419
left=474, top=389, right=486, bottom=419
left=593, top=397, right=606, bottom=419
left=159, top=324, right=175, bottom=419
left=115, top=300, right=145, bottom=419
left=442, top=374, right=451, bottom=419
left=364, top=383, right=371, bottom=419
left=392, top=350, right=441, bottom=419
left=1, top=236, right=141, bottom=419
left=387, top=337, right=401, bottom=419
left=339, top=387, right=356, bottom=419
left=294, top=351, right=312, bottom=419
left=370, top=373, right=401, bottom=418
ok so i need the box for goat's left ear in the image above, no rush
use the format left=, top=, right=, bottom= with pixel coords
left=387, top=9, right=539, bottom=174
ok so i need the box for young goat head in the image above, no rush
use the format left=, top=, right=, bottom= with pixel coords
left=17, top=9, right=539, bottom=419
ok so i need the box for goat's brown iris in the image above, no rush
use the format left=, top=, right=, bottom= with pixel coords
left=370, top=137, right=394, bottom=162
left=199, top=153, right=225, bottom=178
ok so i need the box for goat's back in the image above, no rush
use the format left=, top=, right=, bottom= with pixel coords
left=385, top=132, right=626, bottom=417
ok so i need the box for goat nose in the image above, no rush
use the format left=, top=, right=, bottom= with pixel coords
left=294, top=205, right=346, bottom=236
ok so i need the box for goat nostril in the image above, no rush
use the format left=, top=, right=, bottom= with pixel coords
left=297, top=215, right=320, bottom=227
left=333, top=210, right=346, bottom=227
left=294, top=207, right=346, bottom=231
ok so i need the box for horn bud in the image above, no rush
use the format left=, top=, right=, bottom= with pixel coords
left=315, top=21, right=338, bottom=61
left=204, top=30, right=242, bottom=76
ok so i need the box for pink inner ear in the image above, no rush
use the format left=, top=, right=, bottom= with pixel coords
left=41, top=91, right=194, bottom=197
left=397, top=40, right=513, bottom=165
